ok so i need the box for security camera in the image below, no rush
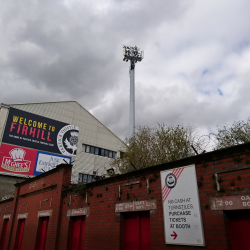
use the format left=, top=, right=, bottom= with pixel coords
left=107, top=168, right=115, bottom=177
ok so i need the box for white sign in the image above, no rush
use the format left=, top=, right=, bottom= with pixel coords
left=160, top=165, right=205, bottom=246
left=34, top=151, right=71, bottom=176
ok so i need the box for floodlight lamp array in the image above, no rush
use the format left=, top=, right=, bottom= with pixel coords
left=123, top=45, right=144, bottom=63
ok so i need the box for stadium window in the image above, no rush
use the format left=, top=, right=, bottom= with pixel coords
left=109, top=151, right=112, bottom=158
left=101, top=149, right=105, bottom=156
left=82, top=144, right=116, bottom=159
left=105, top=150, right=109, bottom=157
left=98, top=148, right=101, bottom=156
left=120, top=151, right=124, bottom=159
left=95, top=147, right=99, bottom=155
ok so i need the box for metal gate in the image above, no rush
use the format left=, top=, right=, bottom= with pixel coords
left=36, top=217, right=49, bottom=250
left=15, top=219, right=25, bottom=250
left=123, top=211, right=151, bottom=250
left=69, top=216, right=86, bottom=250
left=0, top=219, right=9, bottom=250
left=227, top=210, right=250, bottom=250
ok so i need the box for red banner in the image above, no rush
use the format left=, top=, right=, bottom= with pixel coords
left=0, top=143, right=37, bottom=175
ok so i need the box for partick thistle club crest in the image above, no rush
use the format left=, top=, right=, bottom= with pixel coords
left=65, top=131, right=78, bottom=154
left=57, top=125, right=79, bottom=157
left=165, top=173, right=177, bottom=189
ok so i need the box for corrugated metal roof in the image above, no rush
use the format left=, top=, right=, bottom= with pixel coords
left=0, top=171, right=30, bottom=179
left=5, top=100, right=75, bottom=105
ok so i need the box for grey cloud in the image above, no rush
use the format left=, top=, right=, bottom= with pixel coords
left=1, top=0, right=250, bottom=146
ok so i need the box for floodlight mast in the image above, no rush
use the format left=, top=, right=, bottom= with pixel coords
left=123, top=45, right=144, bottom=137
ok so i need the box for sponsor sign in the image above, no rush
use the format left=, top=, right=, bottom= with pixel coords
left=17, top=213, right=28, bottom=219
left=3, top=214, right=11, bottom=219
left=33, top=151, right=71, bottom=176
left=67, top=207, right=90, bottom=217
left=160, top=165, right=205, bottom=246
left=38, top=210, right=52, bottom=217
left=115, top=199, right=157, bottom=213
left=0, top=143, right=37, bottom=175
left=210, top=194, right=250, bottom=210
left=2, top=107, right=79, bottom=157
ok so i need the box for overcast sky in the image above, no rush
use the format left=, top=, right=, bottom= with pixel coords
left=1, top=0, right=250, bottom=149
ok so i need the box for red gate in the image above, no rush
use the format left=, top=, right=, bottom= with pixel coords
left=36, top=217, right=49, bottom=250
left=15, top=219, right=25, bottom=250
left=123, top=211, right=151, bottom=250
left=69, top=216, right=85, bottom=250
left=227, top=210, right=250, bottom=250
left=0, top=219, right=9, bottom=250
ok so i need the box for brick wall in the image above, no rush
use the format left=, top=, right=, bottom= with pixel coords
left=0, top=198, right=14, bottom=250
left=0, top=164, right=72, bottom=250
left=195, top=153, right=250, bottom=250
left=0, top=143, right=250, bottom=250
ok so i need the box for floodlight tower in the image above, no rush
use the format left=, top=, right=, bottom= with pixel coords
left=123, top=45, right=144, bottom=137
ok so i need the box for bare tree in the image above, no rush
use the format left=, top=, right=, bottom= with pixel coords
left=111, top=124, right=202, bottom=173
left=214, top=119, right=250, bottom=150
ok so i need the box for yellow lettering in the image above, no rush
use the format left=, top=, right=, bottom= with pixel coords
left=24, top=118, right=27, bottom=125
left=13, top=116, right=19, bottom=122
left=33, top=121, right=37, bottom=127
left=37, top=122, right=43, bottom=129
left=28, top=120, right=32, bottom=126
left=19, top=117, right=23, bottom=124
left=52, top=126, right=55, bottom=132
left=43, top=123, right=47, bottom=130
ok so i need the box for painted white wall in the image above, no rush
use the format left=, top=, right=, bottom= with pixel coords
left=0, top=106, right=9, bottom=146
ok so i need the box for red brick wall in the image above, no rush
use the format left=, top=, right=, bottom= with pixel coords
left=1, top=151, right=250, bottom=250
left=195, top=153, right=250, bottom=250
left=60, top=172, right=224, bottom=250
left=0, top=199, right=14, bottom=250
left=0, top=164, right=72, bottom=250
left=59, top=177, right=164, bottom=250
left=59, top=153, right=250, bottom=250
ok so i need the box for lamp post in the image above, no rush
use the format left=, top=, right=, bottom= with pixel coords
left=123, top=45, right=144, bottom=137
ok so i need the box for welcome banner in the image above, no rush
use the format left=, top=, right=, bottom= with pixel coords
left=2, top=107, right=79, bottom=157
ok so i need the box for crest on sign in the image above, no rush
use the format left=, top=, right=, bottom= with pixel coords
left=165, top=173, right=177, bottom=189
